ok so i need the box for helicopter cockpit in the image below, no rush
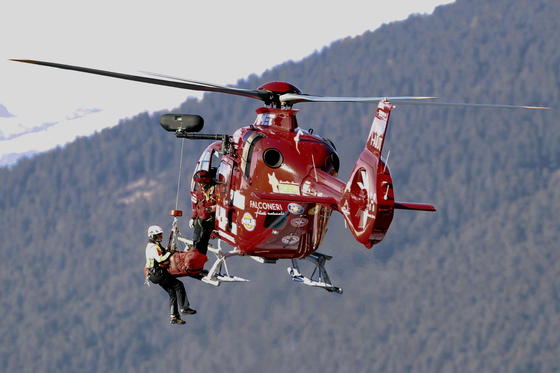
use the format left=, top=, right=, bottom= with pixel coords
left=191, top=143, right=222, bottom=193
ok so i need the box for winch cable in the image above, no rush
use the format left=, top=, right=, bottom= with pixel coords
left=169, top=138, right=186, bottom=250
left=175, top=138, right=186, bottom=211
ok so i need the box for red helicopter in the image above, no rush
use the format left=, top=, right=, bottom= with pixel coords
left=12, top=59, right=549, bottom=294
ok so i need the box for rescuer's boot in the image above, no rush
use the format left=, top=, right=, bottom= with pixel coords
left=181, top=307, right=197, bottom=315
left=170, top=315, right=186, bottom=325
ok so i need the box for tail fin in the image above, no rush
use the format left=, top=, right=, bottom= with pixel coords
left=339, top=100, right=395, bottom=248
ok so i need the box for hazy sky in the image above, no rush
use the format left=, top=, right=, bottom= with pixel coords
left=0, top=0, right=454, bottom=164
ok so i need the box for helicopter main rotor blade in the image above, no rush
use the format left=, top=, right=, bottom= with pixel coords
left=142, top=71, right=266, bottom=99
left=280, top=92, right=550, bottom=110
left=279, top=93, right=438, bottom=104
left=391, top=100, right=551, bottom=110
left=12, top=59, right=550, bottom=110
left=11, top=59, right=268, bottom=102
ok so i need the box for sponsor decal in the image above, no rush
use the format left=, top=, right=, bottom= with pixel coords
left=255, top=210, right=285, bottom=216
left=216, top=206, right=228, bottom=230
left=268, top=172, right=300, bottom=195
left=308, top=205, right=321, bottom=215
left=241, top=212, right=256, bottom=231
left=290, top=217, right=309, bottom=228
left=369, top=111, right=388, bottom=151
left=376, top=109, right=388, bottom=121
left=219, top=230, right=236, bottom=243
left=301, top=180, right=314, bottom=195
left=370, top=133, right=383, bottom=150
left=268, top=211, right=285, bottom=216
left=232, top=191, right=245, bottom=210
left=301, top=178, right=322, bottom=197
left=372, top=113, right=387, bottom=136
left=249, top=200, right=283, bottom=211
left=288, top=203, right=304, bottom=215
left=281, top=234, right=300, bottom=246
left=255, top=113, right=275, bottom=126
left=278, top=184, right=299, bottom=194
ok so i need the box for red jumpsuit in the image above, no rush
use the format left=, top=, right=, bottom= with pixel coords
left=191, top=184, right=217, bottom=255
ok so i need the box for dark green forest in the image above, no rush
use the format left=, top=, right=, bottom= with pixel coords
left=1, top=0, right=559, bottom=371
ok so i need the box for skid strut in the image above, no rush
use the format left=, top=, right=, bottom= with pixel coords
left=287, top=252, right=343, bottom=294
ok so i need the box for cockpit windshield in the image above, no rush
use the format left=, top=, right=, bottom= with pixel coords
left=195, top=149, right=212, bottom=173
left=191, top=146, right=222, bottom=192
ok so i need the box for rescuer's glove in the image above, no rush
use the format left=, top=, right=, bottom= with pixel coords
left=189, top=219, right=194, bottom=228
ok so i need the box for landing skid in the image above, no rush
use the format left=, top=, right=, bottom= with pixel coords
left=287, top=252, right=343, bottom=294
left=177, top=237, right=340, bottom=293
left=177, top=237, right=248, bottom=286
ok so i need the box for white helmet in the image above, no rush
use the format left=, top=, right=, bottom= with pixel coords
left=147, top=225, right=164, bottom=239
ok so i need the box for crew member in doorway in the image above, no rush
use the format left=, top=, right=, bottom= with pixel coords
left=190, top=169, right=217, bottom=256
left=145, top=225, right=197, bottom=325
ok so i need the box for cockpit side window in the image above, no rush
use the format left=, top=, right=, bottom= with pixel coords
left=217, top=161, right=232, bottom=185
left=195, top=149, right=212, bottom=173
left=191, top=149, right=221, bottom=192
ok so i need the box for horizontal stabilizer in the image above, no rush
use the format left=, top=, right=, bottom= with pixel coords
left=394, top=202, right=436, bottom=212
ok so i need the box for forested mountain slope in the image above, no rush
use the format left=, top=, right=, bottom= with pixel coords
left=1, top=0, right=559, bottom=372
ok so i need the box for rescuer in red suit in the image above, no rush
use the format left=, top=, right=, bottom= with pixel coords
left=190, top=170, right=217, bottom=256
left=145, top=225, right=197, bottom=325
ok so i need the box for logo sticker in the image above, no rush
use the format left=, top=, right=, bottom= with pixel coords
left=290, top=217, right=309, bottom=228
left=268, top=172, right=300, bottom=195
left=281, top=234, right=300, bottom=246
left=308, top=205, right=321, bottom=215
left=288, top=203, right=304, bottom=215
left=241, top=212, right=256, bottom=231
left=256, top=113, right=275, bottom=126
left=249, top=200, right=283, bottom=211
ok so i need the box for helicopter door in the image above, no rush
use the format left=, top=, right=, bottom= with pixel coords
left=216, top=159, right=234, bottom=233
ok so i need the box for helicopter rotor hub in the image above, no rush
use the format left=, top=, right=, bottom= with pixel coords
left=257, top=81, right=301, bottom=107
